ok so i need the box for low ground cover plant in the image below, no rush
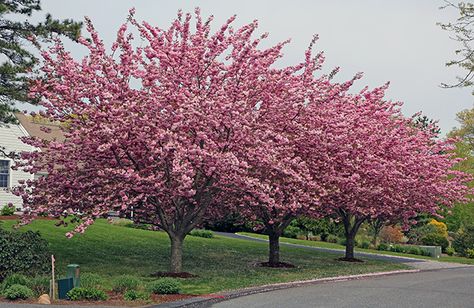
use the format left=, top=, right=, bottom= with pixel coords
left=67, top=287, right=108, bottom=301
left=148, top=278, right=181, bottom=294
left=123, top=289, right=150, bottom=301
left=0, top=204, right=15, bottom=216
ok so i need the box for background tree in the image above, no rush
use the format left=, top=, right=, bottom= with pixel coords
left=442, top=107, right=474, bottom=231
left=439, top=1, right=474, bottom=92
left=304, top=85, right=471, bottom=261
left=0, top=0, right=81, bottom=123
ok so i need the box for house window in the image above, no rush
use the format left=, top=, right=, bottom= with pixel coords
left=0, top=160, right=9, bottom=188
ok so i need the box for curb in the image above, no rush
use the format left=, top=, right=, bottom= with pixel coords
left=149, top=269, right=420, bottom=308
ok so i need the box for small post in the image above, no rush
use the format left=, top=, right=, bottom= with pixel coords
left=51, top=255, right=55, bottom=300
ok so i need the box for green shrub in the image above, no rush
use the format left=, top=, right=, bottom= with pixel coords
left=282, top=225, right=302, bottom=239
left=358, top=240, right=370, bottom=249
left=0, top=229, right=50, bottom=280
left=326, top=234, right=339, bottom=243
left=446, top=247, right=455, bottom=256
left=67, top=287, right=108, bottom=301
left=112, top=275, right=141, bottom=293
left=420, top=233, right=449, bottom=252
left=148, top=278, right=181, bottom=294
left=467, top=248, right=474, bottom=259
left=189, top=229, right=214, bottom=239
left=123, top=289, right=150, bottom=301
left=377, top=243, right=389, bottom=251
left=453, top=225, right=474, bottom=257
left=0, top=204, right=15, bottom=216
left=27, top=276, right=50, bottom=296
left=390, top=244, right=404, bottom=253
left=3, top=284, right=34, bottom=300
left=407, top=246, right=422, bottom=256
left=79, top=273, right=104, bottom=289
left=1, top=274, right=29, bottom=291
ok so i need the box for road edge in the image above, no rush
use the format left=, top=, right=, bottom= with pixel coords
left=149, top=268, right=420, bottom=308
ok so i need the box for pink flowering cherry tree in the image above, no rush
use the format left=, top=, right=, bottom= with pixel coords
left=303, top=85, right=472, bottom=261
left=231, top=46, right=365, bottom=267
left=15, top=9, right=324, bottom=273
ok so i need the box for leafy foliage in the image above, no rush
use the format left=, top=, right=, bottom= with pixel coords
left=27, top=276, right=49, bottom=296
left=0, top=228, right=49, bottom=280
left=123, top=289, right=150, bottom=301
left=439, top=2, right=474, bottom=92
left=189, top=229, right=214, bottom=239
left=379, top=226, right=404, bottom=244
left=376, top=244, right=431, bottom=256
left=420, top=233, right=450, bottom=252
left=1, top=273, right=28, bottom=291
left=466, top=248, right=474, bottom=258
left=452, top=225, right=474, bottom=257
left=66, top=287, right=108, bottom=301
left=148, top=278, right=181, bottom=294
left=0, top=204, right=15, bottom=216
left=3, top=284, right=34, bottom=300
left=446, top=247, right=456, bottom=256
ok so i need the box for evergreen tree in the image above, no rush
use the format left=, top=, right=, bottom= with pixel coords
left=0, top=0, right=81, bottom=123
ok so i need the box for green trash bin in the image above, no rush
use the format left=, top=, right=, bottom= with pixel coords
left=57, top=277, right=74, bottom=299
left=66, top=264, right=80, bottom=287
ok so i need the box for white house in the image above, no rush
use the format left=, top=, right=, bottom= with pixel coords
left=0, top=113, right=63, bottom=210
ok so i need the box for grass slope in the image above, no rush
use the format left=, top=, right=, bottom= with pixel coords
left=1, top=219, right=409, bottom=294
left=238, top=232, right=474, bottom=265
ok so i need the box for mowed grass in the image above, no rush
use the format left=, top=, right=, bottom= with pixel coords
left=238, top=232, right=474, bottom=265
left=1, top=219, right=409, bottom=294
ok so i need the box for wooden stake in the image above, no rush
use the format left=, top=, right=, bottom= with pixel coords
left=51, top=255, right=55, bottom=300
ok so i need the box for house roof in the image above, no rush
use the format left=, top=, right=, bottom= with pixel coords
left=15, top=113, right=65, bottom=142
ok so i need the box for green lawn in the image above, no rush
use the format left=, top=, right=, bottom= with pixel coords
left=238, top=232, right=474, bottom=265
left=1, top=219, right=409, bottom=294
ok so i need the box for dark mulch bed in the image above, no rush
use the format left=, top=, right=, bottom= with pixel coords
left=258, top=261, right=296, bottom=268
left=150, top=271, right=199, bottom=278
left=337, top=257, right=364, bottom=262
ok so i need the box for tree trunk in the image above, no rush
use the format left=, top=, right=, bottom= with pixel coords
left=169, top=234, right=185, bottom=273
left=345, top=232, right=356, bottom=259
left=268, top=231, right=281, bottom=266
left=341, top=213, right=366, bottom=261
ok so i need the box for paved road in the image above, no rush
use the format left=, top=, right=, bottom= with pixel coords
left=210, top=267, right=474, bottom=308
left=215, top=232, right=467, bottom=270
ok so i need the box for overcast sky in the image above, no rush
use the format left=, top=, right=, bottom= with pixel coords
left=27, top=0, right=474, bottom=135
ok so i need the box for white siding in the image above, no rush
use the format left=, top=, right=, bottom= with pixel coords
left=0, top=123, right=34, bottom=210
